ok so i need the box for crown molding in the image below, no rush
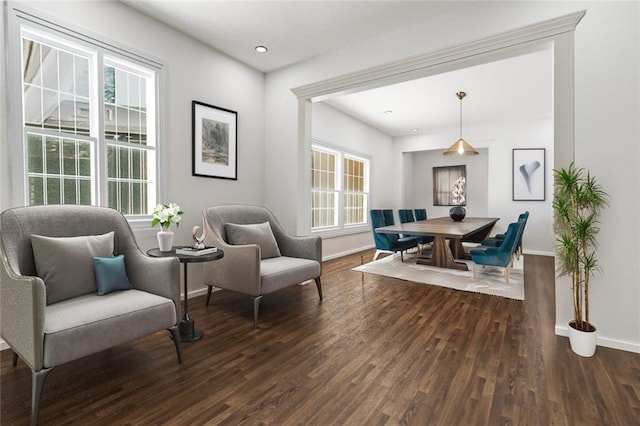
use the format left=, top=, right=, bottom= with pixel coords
left=292, top=10, right=585, bottom=100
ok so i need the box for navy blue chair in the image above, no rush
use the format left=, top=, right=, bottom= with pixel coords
left=414, top=209, right=428, bottom=221
left=370, top=209, right=420, bottom=262
left=469, top=221, right=525, bottom=283
left=398, top=209, right=434, bottom=252
left=481, top=211, right=529, bottom=259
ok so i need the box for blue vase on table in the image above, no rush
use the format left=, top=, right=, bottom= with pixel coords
left=449, top=205, right=466, bottom=222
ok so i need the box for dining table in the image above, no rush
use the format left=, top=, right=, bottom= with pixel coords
left=374, top=216, right=499, bottom=271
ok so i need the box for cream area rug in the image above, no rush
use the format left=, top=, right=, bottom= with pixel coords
left=353, top=254, right=524, bottom=300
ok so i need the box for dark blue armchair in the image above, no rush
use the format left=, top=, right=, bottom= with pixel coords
left=370, top=209, right=420, bottom=262
left=469, top=221, right=525, bottom=283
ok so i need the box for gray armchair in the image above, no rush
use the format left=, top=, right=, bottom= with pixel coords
left=202, top=204, right=322, bottom=329
left=0, top=205, right=182, bottom=425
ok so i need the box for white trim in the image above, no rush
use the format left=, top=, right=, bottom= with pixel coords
left=322, top=244, right=375, bottom=262
left=555, top=325, right=640, bottom=354
left=522, top=249, right=555, bottom=257
left=292, top=11, right=585, bottom=100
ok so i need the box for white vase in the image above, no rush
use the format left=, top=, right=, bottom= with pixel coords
left=568, top=321, right=597, bottom=357
left=157, top=230, right=174, bottom=252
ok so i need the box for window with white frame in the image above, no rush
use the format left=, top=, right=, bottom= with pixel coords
left=12, top=14, right=160, bottom=216
left=311, top=144, right=369, bottom=231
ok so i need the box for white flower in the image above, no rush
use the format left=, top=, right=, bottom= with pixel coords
left=151, top=203, right=184, bottom=230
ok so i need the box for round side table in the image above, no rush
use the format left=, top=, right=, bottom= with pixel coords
left=147, top=246, right=224, bottom=342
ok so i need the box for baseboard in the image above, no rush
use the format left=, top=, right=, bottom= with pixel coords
left=322, top=244, right=375, bottom=262
left=555, top=325, right=640, bottom=354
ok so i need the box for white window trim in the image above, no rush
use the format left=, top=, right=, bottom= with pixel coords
left=5, top=2, right=166, bottom=226
left=311, top=138, right=370, bottom=237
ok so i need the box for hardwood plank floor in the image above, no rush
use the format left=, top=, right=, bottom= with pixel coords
left=2, top=250, right=639, bottom=425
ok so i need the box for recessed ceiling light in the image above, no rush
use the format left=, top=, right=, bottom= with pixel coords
left=411, top=128, right=419, bottom=133
left=384, top=110, right=393, bottom=115
left=255, top=45, right=268, bottom=53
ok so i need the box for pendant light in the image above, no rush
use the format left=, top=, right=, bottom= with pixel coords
left=443, top=91, right=479, bottom=156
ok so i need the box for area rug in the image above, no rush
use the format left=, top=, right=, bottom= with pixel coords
left=353, top=254, right=524, bottom=300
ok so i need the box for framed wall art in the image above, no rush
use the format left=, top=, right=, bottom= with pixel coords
left=513, top=148, right=545, bottom=201
left=433, top=165, right=466, bottom=206
left=192, top=100, right=237, bottom=180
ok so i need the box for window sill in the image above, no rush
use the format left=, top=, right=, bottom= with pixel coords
left=312, top=225, right=369, bottom=239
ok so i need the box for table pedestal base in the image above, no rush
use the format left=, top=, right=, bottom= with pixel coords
left=416, top=236, right=469, bottom=271
left=178, top=313, right=203, bottom=342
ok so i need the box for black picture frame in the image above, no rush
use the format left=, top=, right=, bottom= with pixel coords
left=512, top=148, right=545, bottom=201
left=192, top=100, right=237, bottom=180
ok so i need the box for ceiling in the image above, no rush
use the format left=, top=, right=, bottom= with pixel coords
left=121, top=1, right=552, bottom=139
left=324, top=49, right=552, bottom=138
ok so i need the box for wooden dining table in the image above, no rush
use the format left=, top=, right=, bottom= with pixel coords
left=374, top=217, right=499, bottom=271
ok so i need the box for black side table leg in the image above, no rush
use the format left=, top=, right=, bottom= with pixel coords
left=179, top=263, right=203, bottom=341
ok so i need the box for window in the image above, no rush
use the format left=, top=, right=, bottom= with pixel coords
left=312, top=144, right=369, bottom=231
left=10, top=11, right=160, bottom=217
left=433, top=165, right=466, bottom=206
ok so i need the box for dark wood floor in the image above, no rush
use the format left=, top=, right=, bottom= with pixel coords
left=2, top=250, right=639, bottom=425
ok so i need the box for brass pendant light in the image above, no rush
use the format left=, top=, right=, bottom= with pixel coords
left=443, top=91, right=479, bottom=156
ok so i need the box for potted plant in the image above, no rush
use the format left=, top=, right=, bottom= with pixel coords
left=553, top=162, right=608, bottom=357
left=152, top=203, right=184, bottom=252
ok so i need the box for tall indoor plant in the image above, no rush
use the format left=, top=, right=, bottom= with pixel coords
left=553, top=163, right=608, bottom=357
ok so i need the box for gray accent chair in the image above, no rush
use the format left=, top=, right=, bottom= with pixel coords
left=203, top=204, right=322, bottom=329
left=0, top=205, right=183, bottom=425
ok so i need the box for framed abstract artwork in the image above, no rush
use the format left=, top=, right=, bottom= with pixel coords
left=192, top=100, right=237, bottom=180
left=513, top=148, right=545, bottom=201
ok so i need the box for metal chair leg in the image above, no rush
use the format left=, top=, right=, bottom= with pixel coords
left=314, top=277, right=323, bottom=300
left=252, top=296, right=263, bottom=330
left=205, top=285, right=213, bottom=306
left=31, top=368, right=52, bottom=426
left=168, top=326, right=183, bottom=364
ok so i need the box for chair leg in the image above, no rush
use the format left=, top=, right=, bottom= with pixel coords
left=373, top=250, right=383, bottom=261
left=504, top=266, right=511, bottom=284
left=168, top=326, right=183, bottom=364
left=314, top=277, right=323, bottom=300
left=31, top=368, right=52, bottom=426
left=400, top=250, right=404, bottom=262
left=205, top=285, right=213, bottom=306
left=472, top=263, right=477, bottom=279
left=12, top=351, right=18, bottom=367
left=252, top=296, right=263, bottom=330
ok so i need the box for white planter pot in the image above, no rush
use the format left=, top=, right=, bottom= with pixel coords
left=568, top=321, right=597, bottom=357
left=157, top=230, right=174, bottom=252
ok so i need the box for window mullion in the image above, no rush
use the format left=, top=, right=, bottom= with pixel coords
left=95, top=50, right=107, bottom=207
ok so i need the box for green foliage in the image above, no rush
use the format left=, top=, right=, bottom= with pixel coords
left=553, top=163, right=608, bottom=332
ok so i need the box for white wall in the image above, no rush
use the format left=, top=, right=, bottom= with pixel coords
left=0, top=2, right=266, bottom=303
left=312, top=102, right=393, bottom=259
left=405, top=148, right=489, bottom=219
left=396, top=119, right=554, bottom=255
left=265, top=2, right=639, bottom=352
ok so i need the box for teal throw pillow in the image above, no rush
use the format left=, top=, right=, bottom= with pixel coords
left=93, top=254, right=132, bottom=296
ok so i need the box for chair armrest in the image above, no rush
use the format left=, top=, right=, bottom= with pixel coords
left=0, top=251, right=46, bottom=372
left=277, top=234, right=322, bottom=264
left=125, top=249, right=181, bottom=320
left=203, top=230, right=261, bottom=297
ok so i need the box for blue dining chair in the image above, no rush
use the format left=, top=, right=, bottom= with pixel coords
left=481, top=211, right=529, bottom=259
left=370, top=209, right=420, bottom=262
left=469, top=221, right=525, bottom=283
left=398, top=209, right=434, bottom=252
left=414, top=209, right=428, bottom=221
